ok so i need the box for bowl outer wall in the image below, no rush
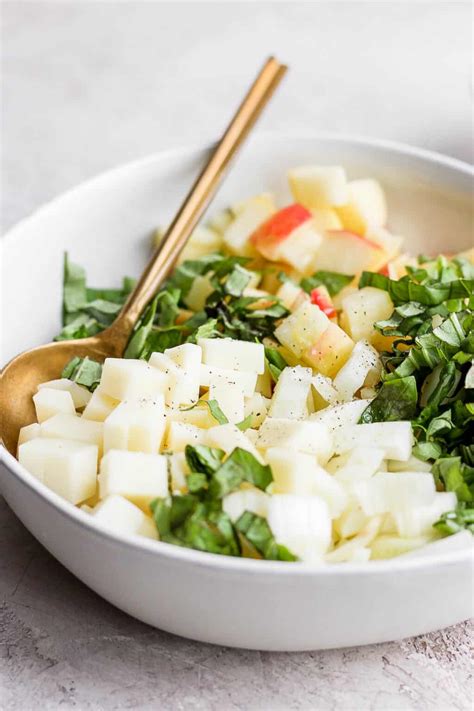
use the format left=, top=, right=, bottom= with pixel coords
left=1, top=133, right=473, bottom=650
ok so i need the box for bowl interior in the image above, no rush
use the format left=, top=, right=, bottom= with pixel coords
left=2, top=133, right=472, bottom=365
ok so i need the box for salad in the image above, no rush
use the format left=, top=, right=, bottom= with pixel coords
left=17, top=165, right=474, bottom=563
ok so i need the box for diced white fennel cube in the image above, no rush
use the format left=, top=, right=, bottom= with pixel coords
left=98, top=450, right=168, bottom=511
left=276, top=280, right=305, bottom=310
left=267, top=495, right=332, bottom=561
left=89, top=495, right=157, bottom=540
left=198, top=338, right=265, bottom=374
left=334, top=421, right=413, bottom=461
left=104, top=398, right=166, bottom=454
left=334, top=447, right=386, bottom=483
left=33, top=388, right=76, bottom=423
left=166, top=422, right=207, bottom=452
left=354, top=472, right=436, bottom=516
left=269, top=366, right=312, bottom=420
left=311, top=373, right=339, bottom=410
left=332, top=340, right=381, bottom=402
left=387, top=455, right=432, bottom=473
left=310, top=399, right=372, bottom=432
left=17, top=423, right=42, bottom=448
left=148, top=352, right=181, bottom=407
left=334, top=507, right=369, bottom=539
left=256, top=418, right=333, bottom=464
left=166, top=404, right=216, bottom=429
left=204, top=424, right=263, bottom=461
left=393, top=491, right=457, bottom=537
left=82, top=387, right=119, bottom=422
left=370, top=534, right=432, bottom=560
left=208, top=383, right=245, bottom=424
left=38, top=378, right=92, bottom=408
left=266, top=448, right=347, bottom=516
left=200, top=364, right=257, bottom=397
left=18, top=438, right=98, bottom=504
left=168, top=452, right=190, bottom=493
left=100, top=358, right=169, bottom=401
left=399, top=531, right=473, bottom=558
left=243, top=393, right=269, bottom=428
left=223, top=488, right=269, bottom=522
left=41, top=413, right=104, bottom=455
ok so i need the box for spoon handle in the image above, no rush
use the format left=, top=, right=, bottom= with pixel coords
left=111, top=56, right=287, bottom=344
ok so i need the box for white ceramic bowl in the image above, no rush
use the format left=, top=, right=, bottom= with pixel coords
left=1, top=133, right=473, bottom=651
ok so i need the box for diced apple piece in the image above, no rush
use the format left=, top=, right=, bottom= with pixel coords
left=223, top=488, right=269, bottom=522
left=334, top=506, right=369, bottom=540
left=268, top=366, right=312, bottom=420
left=335, top=179, right=387, bottom=235
left=310, top=399, right=372, bottom=432
left=256, top=418, right=333, bottom=463
left=205, top=424, right=263, bottom=461
left=18, top=438, right=97, bottom=504
left=334, top=421, right=413, bottom=461
left=223, top=194, right=275, bottom=256
left=332, top=340, right=381, bottom=401
left=82, top=387, right=120, bottom=422
left=276, top=280, right=306, bottom=311
left=288, top=166, right=348, bottom=209
left=255, top=364, right=273, bottom=399
left=267, top=494, right=332, bottom=561
left=183, top=274, right=214, bottom=311
left=166, top=421, right=207, bottom=452
left=38, top=378, right=91, bottom=408
left=209, top=382, right=245, bottom=424
left=98, top=450, right=168, bottom=511
left=200, top=364, right=257, bottom=397
left=17, top=423, right=41, bottom=448
left=206, top=208, right=233, bottom=236
left=41, top=413, right=103, bottom=456
left=354, top=471, right=435, bottom=516
left=310, top=285, right=337, bottom=320
left=33, top=388, right=76, bottom=423
left=177, top=225, right=223, bottom=263
left=243, top=393, right=269, bottom=429
left=274, top=301, right=329, bottom=359
left=104, top=398, right=166, bottom=454
left=100, top=358, right=169, bottom=401
left=310, top=208, right=343, bottom=231
left=89, top=494, right=157, bottom=540
left=304, top=321, right=354, bottom=378
left=198, top=337, right=265, bottom=374
left=313, top=230, right=387, bottom=274
left=341, top=286, right=394, bottom=342
left=367, top=227, right=403, bottom=260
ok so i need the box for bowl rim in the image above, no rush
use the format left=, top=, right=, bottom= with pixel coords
left=2, top=131, right=473, bottom=577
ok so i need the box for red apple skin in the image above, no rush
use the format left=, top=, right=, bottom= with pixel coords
left=310, top=287, right=337, bottom=320
left=250, top=204, right=312, bottom=259
left=327, top=230, right=382, bottom=251
left=378, top=263, right=390, bottom=277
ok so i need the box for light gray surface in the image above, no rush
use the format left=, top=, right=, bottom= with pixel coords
left=1, top=2, right=473, bottom=709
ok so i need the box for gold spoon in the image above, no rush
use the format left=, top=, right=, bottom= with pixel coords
left=0, top=57, right=287, bottom=456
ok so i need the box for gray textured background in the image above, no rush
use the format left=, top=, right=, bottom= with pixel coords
left=1, top=2, right=473, bottom=709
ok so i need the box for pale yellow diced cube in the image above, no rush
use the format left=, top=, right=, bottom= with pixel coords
left=200, top=364, right=257, bottom=397
left=288, top=166, right=348, bottom=208
left=17, top=423, right=42, bottom=449
left=38, top=378, right=91, bottom=408
left=166, top=404, right=216, bottom=429
left=198, top=338, right=265, bottom=374
left=268, top=366, right=312, bottom=420
left=33, top=388, right=76, bottom=423
left=209, top=382, right=245, bottom=424
left=165, top=421, right=207, bottom=452
left=104, top=398, right=166, bottom=454
left=335, top=179, right=387, bottom=236
left=82, top=387, right=120, bottom=422
left=89, top=494, right=158, bottom=540
left=100, top=358, right=169, bottom=401
left=168, top=452, right=190, bottom=493
left=183, top=274, right=214, bottom=311
left=243, top=393, right=269, bottom=429
left=41, top=413, right=103, bottom=455
left=98, top=450, right=168, bottom=511
left=18, top=438, right=98, bottom=504
left=204, top=424, right=263, bottom=461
